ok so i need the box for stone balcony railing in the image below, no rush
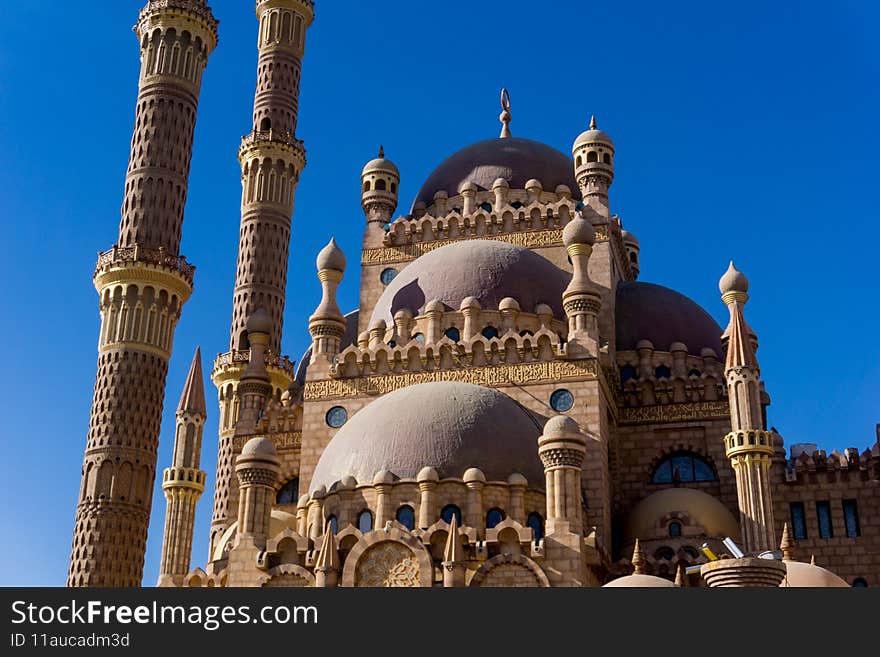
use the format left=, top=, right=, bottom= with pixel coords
left=139, top=0, right=219, bottom=33
left=95, top=244, right=196, bottom=287
left=213, top=349, right=295, bottom=378
left=240, top=129, right=305, bottom=152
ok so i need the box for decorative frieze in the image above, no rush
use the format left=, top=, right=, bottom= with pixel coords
left=305, top=359, right=598, bottom=401
left=233, top=431, right=301, bottom=452
left=618, top=401, right=730, bottom=425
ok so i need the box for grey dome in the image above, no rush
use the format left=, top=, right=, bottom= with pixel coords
left=241, top=436, right=277, bottom=458
left=369, top=240, right=570, bottom=325
left=411, top=137, right=580, bottom=211
left=309, top=381, right=544, bottom=492
left=616, top=281, right=723, bottom=355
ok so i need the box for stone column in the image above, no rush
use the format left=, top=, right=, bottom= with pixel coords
left=373, top=470, right=393, bottom=528
left=507, top=473, right=527, bottom=524
left=463, top=468, right=486, bottom=534
left=539, top=417, right=587, bottom=536
left=417, top=467, right=439, bottom=530
left=234, top=438, right=281, bottom=551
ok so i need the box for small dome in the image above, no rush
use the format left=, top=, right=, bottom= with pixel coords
left=463, top=467, right=486, bottom=483
left=624, top=488, right=740, bottom=543
left=507, top=472, right=528, bottom=486
left=246, top=308, right=272, bottom=335
left=411, top=137, right=581, bottom=211
left=362, top=149, right=399, bottom=178
left=719, top=261, right=749, bottom=295
left=316, top=237, right=346, bottom=271
left=417, top=466, right=439, bottom=482
left=616, top=281, right=723, bottom=355
left=370, top=240, right=570, bottom=325
left=240, top=436, right=277, bottom=458
left=573, top=117, right=614, bottom=150
left=543, top=415, right=581, bottom=437
left=603, top=574, right=675, bottom=588
left=621, top=229, right=639, bottom=247
left=309, top=381, right=544, bottom=492
left=562, top=214, right=596, bottom=247
left=780, top=560, right=849, bottom=588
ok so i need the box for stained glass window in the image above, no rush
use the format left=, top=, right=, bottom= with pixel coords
left=650, top=452, right=717, bottom=484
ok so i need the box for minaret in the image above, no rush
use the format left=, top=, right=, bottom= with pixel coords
left=561, top=213, right=601, bottom=358
left=158, top=348, right=208, bottom=587
left=68, top=0, right=217, bottom=587
left=210, top=0, right=313, bottom=558
left=572, top=116, right=615, bottom=215
left=719, top=262, right=776, bottom=554
left=308, top=238, right=347, bottom=364
left=360, top=146, right=399, bottom=248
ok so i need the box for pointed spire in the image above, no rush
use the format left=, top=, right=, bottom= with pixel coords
left=443, top=513, right=464, bottom=563
left=780, top=522, right=795, bottom=561
left=177, top=347, right=206, bottom=416
left=499, top=88, right=512, bottom=138
left=723, top=296, right=759, bottom=371
left=378, top=144, right=384, bottom=159
left=589, top=115, right=597, bottom=130
left=631, top=539, right=646, bottom=575
left=675, top=562, right=686, bottom=587
left=315, top=524, right=340, bottom=572
left=810, top=554, right=816, bottom=566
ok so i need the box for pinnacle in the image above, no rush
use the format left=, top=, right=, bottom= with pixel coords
left=177, top=347, right=206, bottom=416
left=443, top=513, right=464, bottom=563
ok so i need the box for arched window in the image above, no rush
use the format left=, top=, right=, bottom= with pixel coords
left=481, top=326, right=499, bottom=339
left=668, top=521, right=682, bottom=537
left=655, top=364, right=671, bottom=379
left=396, top=505, right=415, bottom=531
left=326, top=514, right=338, bottom=535
left=654, top=546, right=675, bottom=561
left=650, top=451, right=717, bottom=484
left=603, top=153, right=611, bottom=164
left=390, top=182, right=397, bottom=193
left=587, top=151, right=598, bottom=163
left=852, top=578, right=868, bottom=587
left=688, top=368, right=702, bottom=377
left=357, top=509, right=373, bottom=533
left=259, top=117, right=271, bottom=131
left=486, top=508, right=505, bottom=529
left=629, top=251, right=638, bottom=263
left=276, top=478, right=299, bottom=505
left=620, top=365, right=637, bottom=385
left=480, top=202, right=493, bottom=212
left=682, top=546, right=699, bottom=559
left=576, top=155, right=582, bottom=167
left=375, top=179, right=387, bottom=191
left=527, top=512, right=544, bottom=541
left=441, top=504, right=462, bottom=526
left=363, top=180, right=371, bottom=192
left=444, top=327, right=461, bottom=342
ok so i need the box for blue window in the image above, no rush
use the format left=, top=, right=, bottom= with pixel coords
left=654, top=546, right=674, bottom=561
left=444, top=327, right=461, bottom=342
left=527, top=512, right=544, bottom=541
left=276, top=478, right=299, bottom=505
left=481, top=326, right=499, bottom=339
left=650, top=452, right=716, bottom=484
left=852, top=578, right=868, bottom=587
left=486, top=508, right=505, bottom=529
left=655, top=364, right=671, bottom=379
left=326, top=515, right=338, bottom=535
left=668, top=521, right=682, bottom=537
left=550, top=389, right=574, bottom=412
left=816, top=501, right=833, bottom=539
left=380, top=267, right=398, bottom=285
left=396, top=505, right=415, bottom=531
left=480, top=202, right=493, bottom=212
left=325, top=406, right=348, bottom=428
left=413, top=333, right=425, bottom=344
left=843, top=500, right=860, bottom=538
left=620, top=365, right=637, bottom=384
left=358, top=509, right=373, bottom=534
left=790, top=502, right=807, bottom=540
left=441, top=505, right=462, bottom=526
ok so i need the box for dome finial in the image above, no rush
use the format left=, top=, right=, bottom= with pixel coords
left=499, top=88, right=512, bottom=138
left=378, top=144, right=384, bottom=159
left=590, top=115, right=597, bottom=130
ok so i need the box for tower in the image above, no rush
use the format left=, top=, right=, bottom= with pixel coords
left=719, top=262, right=776, bottom=554
left=360, top=146, right=400, bottom=248
left=308, top=238, right=347, bottom=364
left=68, top=0, right=217, bottom=587
left=158, top=348, right=208, bottom=587
left=210, top=0, right=314, bottom=558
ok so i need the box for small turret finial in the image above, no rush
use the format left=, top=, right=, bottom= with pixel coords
left=590, top=115, right=597, bottom=130
left=810, top=554, right=816, bottom=566
left=674, top=562, right=686, bottom=587
left=499, top=88, right=512, bottom=138
left=780, top=522, right=795, bottom=561
left=631, top=539, right=646, bottom=575
left=378, top=144, right=384, bottom=159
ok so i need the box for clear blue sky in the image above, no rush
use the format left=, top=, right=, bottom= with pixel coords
left=0, top=1, right=876, bottom=586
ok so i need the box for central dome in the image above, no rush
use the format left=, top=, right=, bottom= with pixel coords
left=412, top=137, right=580, bottom=210
left=308, top=381, right=544, bottom=493
left=369, top=240, right=570, bottom=325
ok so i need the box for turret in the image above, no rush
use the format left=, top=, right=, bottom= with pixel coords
left=361, top=146, right=400, bottom=247
left=69, top=0, right=218, bottom=588
left=538, top=416, right=587, bottom=536
left=561, top=213, right=601, bottom=358
left=719, top=262, right=776, bottom=553
left=234, top=437, right=280, bottom=551
left=308, top=238, right=347, bottom=361
left=158, top=348, right=208, bottom=587
left=621, top=230, right=640, bottom=279
left=572, top=116, right=615, bottom=215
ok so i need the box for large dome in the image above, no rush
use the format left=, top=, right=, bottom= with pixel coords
left=308, top=381, right=544, bottom=493
left=616, top=281, right=723, bottom=355
left=624, top=488, right=741, bottom=543
left=412, top=137, right=580, bottom=210
left=369, top=240, right=570, bottom=325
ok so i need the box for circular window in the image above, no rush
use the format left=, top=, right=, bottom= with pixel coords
left=325, top=406, right=348, bottom=428
left=550, top=389, right=574, bottom=412
left=380, top=268, right=398, bottom=285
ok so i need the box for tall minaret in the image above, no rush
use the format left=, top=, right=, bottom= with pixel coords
left=68, top=0, right=217, bottom=587
left=719, top=262, right=776, bottom=554
left=210, top=0, right=314, bottom=559
left=158, top=348, right=208, bottom=587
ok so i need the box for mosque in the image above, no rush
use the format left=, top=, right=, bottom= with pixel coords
left=67, top=0, right=878, bottom=588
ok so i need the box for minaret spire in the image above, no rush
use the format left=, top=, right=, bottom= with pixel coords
left=499, top=88, right=512, bottom=138
left=719, top=262, right=776, bottom=554
left=68, top=0, right=217, bottom=587
left=210, top=0, right=314, bottom=561
left=158, top=348, right=208, bottom=587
